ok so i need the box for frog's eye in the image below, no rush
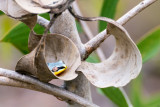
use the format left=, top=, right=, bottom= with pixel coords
left=58, top=66, right=66, bottom=70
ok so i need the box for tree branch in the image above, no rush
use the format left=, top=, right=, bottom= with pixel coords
left=0, top=68, right=99, bottom=107
left=0, top=76, right=51, bottom=94
left=117, top=0, right=158, bottom=25
left=84, top=0, right=158, bottom=59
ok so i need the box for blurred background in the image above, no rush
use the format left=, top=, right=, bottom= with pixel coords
left=0, top=0, right=160, bottom=107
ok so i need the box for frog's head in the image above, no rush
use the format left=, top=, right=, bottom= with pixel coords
left=47, top=61, right=67, bottom=76
left=52, top=65, right=67, bottom=76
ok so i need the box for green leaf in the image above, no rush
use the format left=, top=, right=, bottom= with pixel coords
left=0, top=11, right=4, bottom=15
left=40, top=13, right=50, bottom=20
left=99, top=87, right=129, bottom=107
left=1, top=22, right=45, bottom=54
left=34, top=23, right=45, bottom=34
left=130, top=27, right=160, bottom=107
left=130, top=75, right=144, bottom=107
left=1, top=23, right=30, bottom=54
left=99, top=0, right=119, bottom=32
left=131, top=27, right=160, bottom=107
left=86, top=52, right=100, bottom=63
left=137, top=27, right=160, bottom=63
left=76, top=21, right=83, bottom=33
left=0, top=13, right=52, bottom=54
left=144, top=94, right=160, bottom=107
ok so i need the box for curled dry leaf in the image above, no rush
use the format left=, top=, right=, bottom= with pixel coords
left=15, top=0, right=64, bottom=14
left=50, top=10, right=141, bottom=88
left=77, top=23, right=142, bottom=88
left=16, top=31, right=81, bottom=82
left=0, top=0, right=37, bottom=29
left=28, top=31, right=41, bottom=51
left=22, top=15, right=37, bottom=29
left=33, top=0, right=63, bottom=6
left=0, top=0, right=29, bottom=18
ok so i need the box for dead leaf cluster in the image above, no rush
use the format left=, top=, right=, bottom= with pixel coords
left=0, top=0, right=142, bottom=88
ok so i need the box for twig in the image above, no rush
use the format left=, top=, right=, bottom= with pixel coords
left=43, top=14, right=60, bottom=37
left=73, top=2, right=93, bottom=40
left=35, top=14, right=61, bottom=59
left=0, top=68, right=99, bottom=107
left=117, top=0, right=158, bottom=25
left=37, top=16, right=49, bottom=28
left=68, top=6, right=119, bottom=59
left=73, top=2, right=106, bottom=61
left=120, top=88, right=133, bottom=107
left=84, top=0, right=158, bottom=59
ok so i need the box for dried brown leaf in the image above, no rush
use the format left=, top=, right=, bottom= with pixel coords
left=28, top=31, right=42, bottom=51
left=0, top=0, right=29, bottom=18
left=16, top=32, right=81, bottom=81
left=33, top=0, right=63, bottom=6
left=77, top=23, right=142, bottom=88
left=0, top=0, right=37, bottom=29
left=15, top=0, right=50, bottom=14
left=15, top=0, right=71, bottom=14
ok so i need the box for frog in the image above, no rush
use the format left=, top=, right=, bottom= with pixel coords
left=47, top=60, right=67, bottom=76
